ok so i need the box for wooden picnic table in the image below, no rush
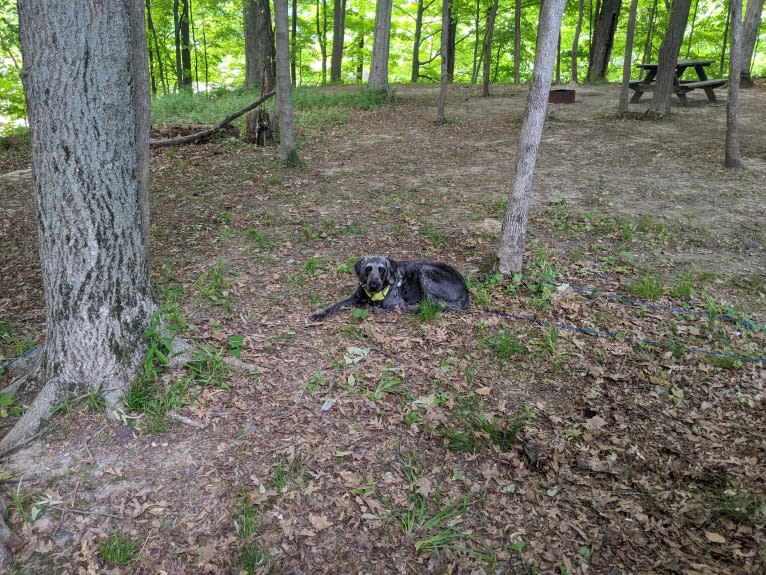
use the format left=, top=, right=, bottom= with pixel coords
left=629, top=59, right=727, bottom=105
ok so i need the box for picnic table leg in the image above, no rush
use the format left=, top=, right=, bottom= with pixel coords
left=703, top=87, right=718, bottom=102
left=677, top=92, right=688, bottom=106
left=630, top=90, right=644, bottom=103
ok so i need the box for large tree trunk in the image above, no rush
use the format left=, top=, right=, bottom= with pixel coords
left=482, top=0, right=499, bottom=96
left=725, top=0, right=744, bottom=169
left=244, top=0, right=276, bottom=92
left=369, top=0, right=393, bottom=92
left=650, top=0, right=693, bottom=116
left=274, top=0, right=300, bottom=165
left=497, top=0, right=568, bottom=274
left=330, top=0, right=347, bottom=82
left=617, top=0, right=640, bottom=113
left=740, top=0, right=764, bottom=87
left=587, top=0, right=622, bottom=81
left=6, top=0, right=155, bottom=452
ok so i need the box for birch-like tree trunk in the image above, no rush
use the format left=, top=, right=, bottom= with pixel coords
left=740, top=0, right=765, bottom=87
left=497, top=0, right=568, bottom=274
left=437, top=0, right=451, bottom=123
left=725, top=0, right=744, bottom=169
left=617, top=0, right=639, bottom=113
left=411, top=0, right=426, bottom=82
left=274, top=0, right=300, bottom=164
left=650, top=0, right=693, bottom=116
left=4, top=0, right=155, bottom=452
left=369, top=0, right=393, bottom=92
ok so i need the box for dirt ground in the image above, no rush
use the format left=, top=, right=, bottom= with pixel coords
left=1, top=82, right=765, bottom=574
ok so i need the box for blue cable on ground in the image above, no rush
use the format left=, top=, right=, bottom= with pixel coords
left=0, top=347, right=40, bottom=373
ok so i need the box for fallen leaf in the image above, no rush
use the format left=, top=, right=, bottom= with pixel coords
left=704, top=531, right=726, bottom=544
left=309, top=513, right=332, bottom=531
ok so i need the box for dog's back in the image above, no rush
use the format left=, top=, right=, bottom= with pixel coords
left=398, top=260, right=469, bottom=310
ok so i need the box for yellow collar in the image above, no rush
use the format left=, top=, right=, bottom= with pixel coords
left=362, top=284, right=390, bottom=302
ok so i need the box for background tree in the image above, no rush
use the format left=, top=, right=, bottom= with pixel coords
left=330, top=0, right=347, bottom=82
left=740, top=0, right=765, bottom=87
left=174, top=0, right=193, bottom=90
left=618, top=0, right=640, bottom=113
left=571, top=0, right=584, bottom=83
left=650, top=0, right=693, bottom=116
left=497, top=0, right=568, bottom=274
left=274, top=0, right=301, bottom=165
left=482, top=0, right=499, bottom=96
left=3, top=0, right=156, bottom=452
left=244, top=0, right=276, bottom=92
left=369, top=0, right=394, bottom=92
left=587, top=0, right=622, bottom=81
left=725, top=0, right=744, bottom=168
left=437, top=0, right=451, bottom=123
left=316, top=0, right=329, bottom=84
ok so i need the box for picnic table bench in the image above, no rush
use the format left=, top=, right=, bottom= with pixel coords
left=629, top=59, right=727, bottom=105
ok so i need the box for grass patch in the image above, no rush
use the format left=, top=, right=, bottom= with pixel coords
left=101, top=532, right=141, bottom=566
left=480, top=329, right=528, bottom=360
left=627, top=274, right=664, bottom=300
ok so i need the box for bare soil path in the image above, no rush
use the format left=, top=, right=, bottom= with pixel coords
left=1, top=83, right=764, bottom=574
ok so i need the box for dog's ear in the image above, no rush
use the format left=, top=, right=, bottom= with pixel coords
left=384, top=258, right=397, bottom=284
left=354, top=257, right=368, bottom=281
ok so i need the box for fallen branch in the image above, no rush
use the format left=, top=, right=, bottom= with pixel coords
left=149, top=91, right=276, bottom=148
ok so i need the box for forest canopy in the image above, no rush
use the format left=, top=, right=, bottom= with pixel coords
left=0, top=0, right=764, bottom=132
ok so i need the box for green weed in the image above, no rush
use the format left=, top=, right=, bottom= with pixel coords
left=244, top=228, right=274, bottom=250
left=237, top=542, right=270, bottom=574
left=196, top=260, right=235, bottom=310
left=627, top=274, right=664, bottom=300
left=419, top=223, right=447, bottom=247
left=480, top=329, right=528, bottom=360
left=414, top=299, right=443, bottom=322
left=438, top=399, right=535, bottom=453
left=101, top=532, right=141, bottom=566
left=366, top=375, right=406, bottom=401
left=234, top=505, right=260, bottom=538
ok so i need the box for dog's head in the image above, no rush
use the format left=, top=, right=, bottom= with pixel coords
left=354, top=256, right=396, bottom=294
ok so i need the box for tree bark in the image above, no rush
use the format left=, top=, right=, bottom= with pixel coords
left=437, top=0, right=451, bottom=123
left=369, top=0, right=393, bottom=92
left=316, top=0, right=328, bottom=84
left=330, top=0, right=347, bottom=82
left=617, top=0, right=639, bottom=113
left=482, top=0, right=499, bottom=96
left=244, top=0, right=275, bottom=92
left=411, top=0, right=426, bottom=82
left=740, top=0, right=764, bottom=87
left=572, top=0, right=584, bottom=83
left=497, top=0, right=568, bottom=274
left=274, top=0, right=300, bottom=164
left=587, top=0, right=622, bottom=81
left=7, top=0, right=155, bottom=452
left=725, top=0, right=744, bottom=169
left=642, top=0, right=658, bottom=65
left=174, top=0, right=193, bottom=90
left=650, top=0, right=693, bottom=116
left=513, top=0, right=521, bottom=83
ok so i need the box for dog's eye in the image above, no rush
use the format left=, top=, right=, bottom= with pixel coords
left=365, top=265, right=372, bottom=273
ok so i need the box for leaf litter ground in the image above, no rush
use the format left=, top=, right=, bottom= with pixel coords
left=1, top=83, right=765, bottom=574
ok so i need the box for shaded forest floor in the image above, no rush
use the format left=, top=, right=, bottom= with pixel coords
left=1, top=82, right=765, bottom=574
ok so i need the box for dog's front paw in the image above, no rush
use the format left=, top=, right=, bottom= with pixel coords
left=309, top=312, right=326, bottom=322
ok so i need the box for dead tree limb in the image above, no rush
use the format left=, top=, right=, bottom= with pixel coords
left=149, top=91, right=276, bottom=148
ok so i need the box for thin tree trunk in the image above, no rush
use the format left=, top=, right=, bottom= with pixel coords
left=740, top=0, right=764, bottom=87
left=618, top=0, right=639, bottom=113
left=725, top=0, right=744, bottom=168
left=685, top=0, right=699, bottom=58
left=8, top=0, right=155, bottom=452
left=572, top=0, right=584, bottom=83
left=497, top=0, right=568, bottom=274
left=369, top=0, right=393, bottom=92
left=291, top=0, right=297, bottom=85
left=482, top=0, right=499, bottom=96
left=316, top=0, right=328, bottom=84
left=513, top=0, right=521, bottom=83
left=437, top=0, right=450, bottom=123
left=471, top=0, right=481, bottom=84
left=274, top=0, right=300, bottom=164
left=720, top=0, right=731, bottom=76
left=330, top=0, right=346, bottom=82
left=650, top=0, right=693, bottom=116
left=642, top=0, right=658, bottom=64
left=411, top=0, right=425, bottom=82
